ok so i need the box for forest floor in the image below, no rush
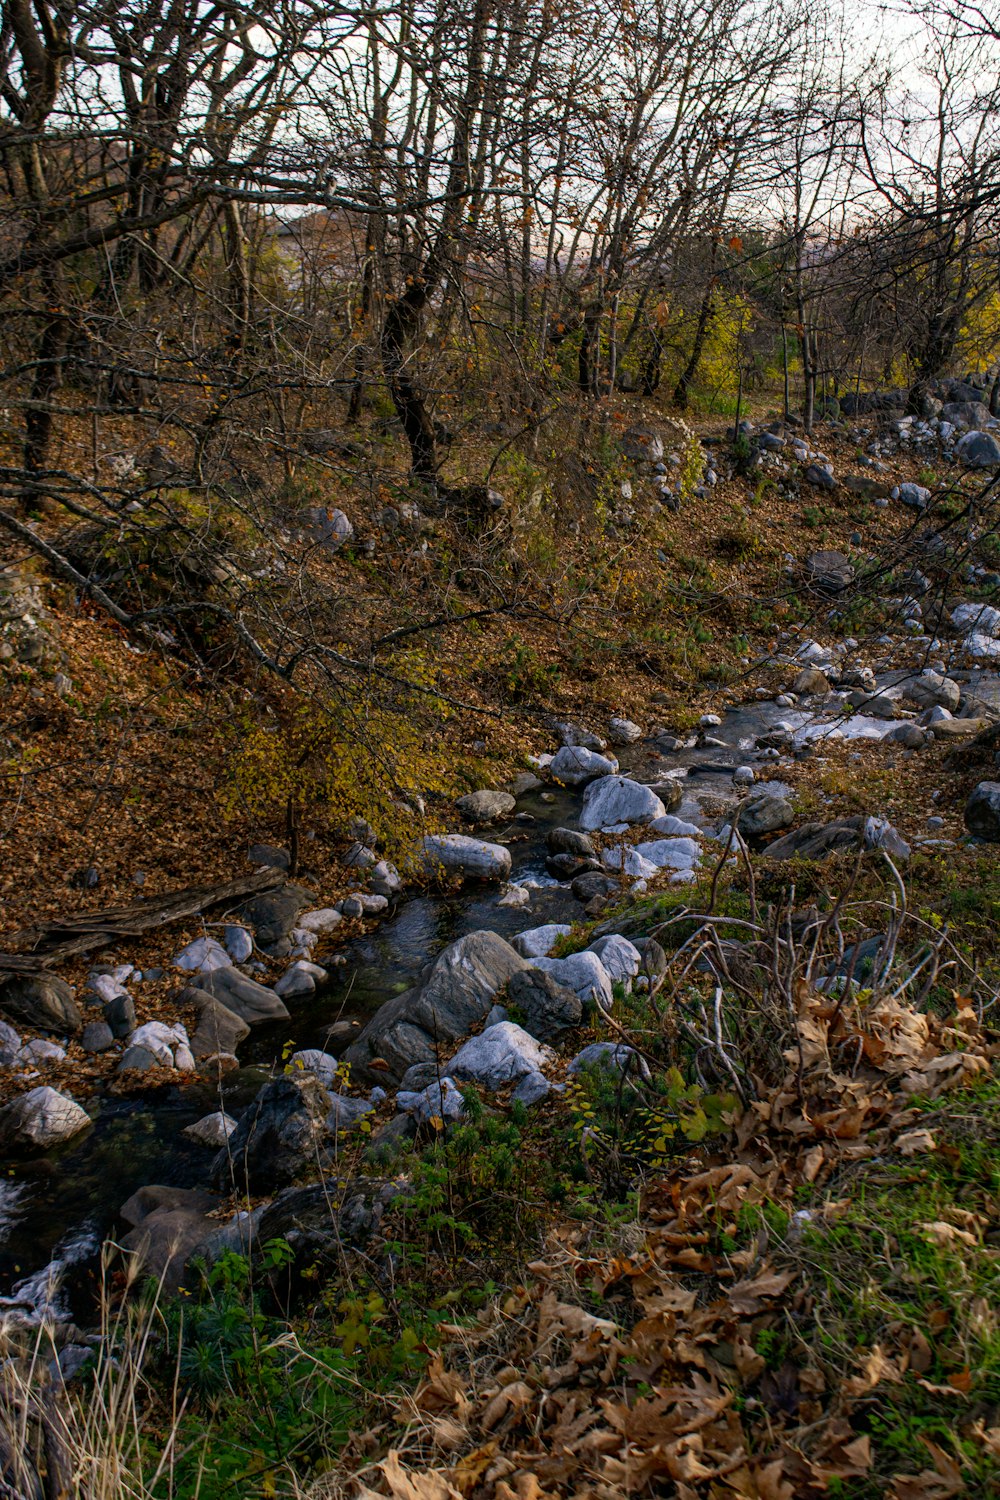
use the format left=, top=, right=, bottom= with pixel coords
left=2, top=389, right=1000, bottom=1499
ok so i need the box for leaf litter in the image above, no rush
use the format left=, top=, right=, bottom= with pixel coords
left=338, top=978, right=1000, bottom=1499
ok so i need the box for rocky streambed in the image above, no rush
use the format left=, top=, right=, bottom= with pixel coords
left=2, top=632, right=1000, bottom=1333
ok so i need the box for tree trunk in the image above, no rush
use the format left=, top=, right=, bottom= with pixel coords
left=379, top=288, right=438, bottom=481
left=674, top=286, right=715, bottom=409
left=22, top=276, right=67, bottom=498
left=578, top=300, right=602, bottom=396
left=640, top=327, right=664, bottom=396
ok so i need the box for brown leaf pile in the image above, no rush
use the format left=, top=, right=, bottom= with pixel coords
left=346, top=985, right=999, bottom=1499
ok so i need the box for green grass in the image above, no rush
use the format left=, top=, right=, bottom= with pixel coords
left=777, top=1075, right=1000, bottom=1493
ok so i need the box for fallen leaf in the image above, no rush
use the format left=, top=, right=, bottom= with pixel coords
left=844, top=1344, right=904, bottom=1397
left=480, top=1381, right=535, bottom=1433
left=907, top=1327, right=933, bottom=1374
left=896, top=1128, right=936, bottom=1155
left=378, top=1451, right=463, bottom=1500
left=889, top=1437, right=965, bottom=1498
left=727, top=1268, right=795, bottom=1314
left=919, top=1220, right=978, bottom=1248
left=753, top=1459, right=795, bottom=1499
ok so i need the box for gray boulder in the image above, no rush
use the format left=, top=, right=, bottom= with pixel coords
left=421, top=834, right=511, bottom=881
left=326, top=1094, right=375, bottom=1134
left=19, top=1038, right=66, bottom=1065
left=567, top=1043, right=651, bottom=1083
left=183, top=1112, right=237, bottom=1148
left=556, top=721, right=608, bottom=751
left=571, top=871, right=620, bottom=904
left=608, top=717, right=642, bottom=745
left=0, top=1087, right=90, bottom=1151
left=119, top=1186, right=220, bottom=1290
left=191, top=966, right=289, bottom=1025
left=342, top=930, right=528, bottom=1083
left=300, top=506, right=354, bottom=552
left=546, top=828, right=595, bottom=858
left=634, top=836, right=701, bottom=874
left=288, top=1049, right=340, bottom=1086
left=952, top=602, right=1000, bottom=637
left=446, top=1022, right=554, bottom=1090
left=893, top=483, right=931, bottom=509
left=184, top=990, right=251, bottom=1061
left=549, top=746, right=618, bottom=786
left=506, top=968, right=582, bottom=1039
left=254, top=1177, right=402, bottom=1265
left=901, top=671, right=961, bottom=712
left=104, top=993, right=136, bottom=1038
left=864, top=816, right=911, bottom=861
left=621, top=425, right=665, bottom=462
left=965, top=781, right=1000, bottom=841
left=0, top=974, right=82, bottom=1034
left=80, top=1021, right=115, bottom=1054
left=792, top=667, right=831, bottom=696
left=298, top=907, right=344, bottom=934
left=805, top=549, right=854, bottom=593
left=956, top=430, right=1000, bottom=470
left=736, top=795, right=795, bottom=839
left=174, top=936, right=229, bottom=973
left=512, top=1072, right=551, bottom=1107
left=248, top=843, right=290, bottom=870
left=579, top=776, right=666, bottom=831
left=805, top=464, right=836, bottom=490
left=765, top=816, right=865, bottom=861
left=589, top=934, right=642, bottom=988
left=511, top=923, right=572, bottom=959
left=0, top=1019, right=21, bottom=1065
left=118, top=1044, right=161, bottom=1072
left=887, top=723, right=928, bottom=749
left=237, top=882, right=313, bottom=953
left=212, top=1073, right=332, bottom=1194
left=274, top=960, right=327, bottom=999
left=943, top=401, right=991, bottom=429
left=397, top=1077, right=466, bottom=1124
left=370, top=859, right=403, bottom=897
left=531, top=951, right=613, bottom=1010
left=456, top=790, right=516, bottom=824
left=224, top=925, right=254, bottom=963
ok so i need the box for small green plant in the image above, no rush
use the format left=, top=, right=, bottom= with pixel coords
left=490, top=635, right=561, bottom=703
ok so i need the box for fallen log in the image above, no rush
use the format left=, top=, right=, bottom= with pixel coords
left=0, top=867, right=284, bottom=974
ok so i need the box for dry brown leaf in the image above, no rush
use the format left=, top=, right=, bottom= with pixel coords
left=451, top=1444, right=500, bottom=1496
left=972, top=1421, right=1000, bottom=1459
left=896, top=1128, right=937, bottom=1156
left=494, top=1478, right=548, bottom=1500
left=889, top=1438, right=965, bottom=1498
left=918, top=1220, right=978, bottom=1248
left=480, top=1381, right=535, bottom=1433
left=753, top=1459, right=795, bottom=1499
left=415, top=1355, right=470, bottom=1416
left=907, top=1327, right=933, bottom=1374
left=733, top=1337, right=766, bottom=1381
left=838, top=1434, right=873, bottom=1473
left=727, top=1268, right=795, bottom=1314
left=429, top=1417, right=468, bottom=1453
left=378, top=1451, right=463, bottom=1500
left=537, top=1293, right=617, bottom=1342
left=844, top=1343, right=904, bottom=1397
left=802, top=1144, right=825, bottom=1181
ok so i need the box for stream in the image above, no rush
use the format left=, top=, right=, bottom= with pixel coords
left=0, top=679, right=949, bottom=1313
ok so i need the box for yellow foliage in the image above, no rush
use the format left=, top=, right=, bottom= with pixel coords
left=957, top=291, right=1000, bottom=371
left=222, top=649, right=470, bottom=859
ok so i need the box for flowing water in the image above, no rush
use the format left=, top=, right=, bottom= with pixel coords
left=0, top=690, right=910, bottom=1309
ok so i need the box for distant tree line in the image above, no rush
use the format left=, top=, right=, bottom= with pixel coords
left=0, top=0, right=998, bottom=499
